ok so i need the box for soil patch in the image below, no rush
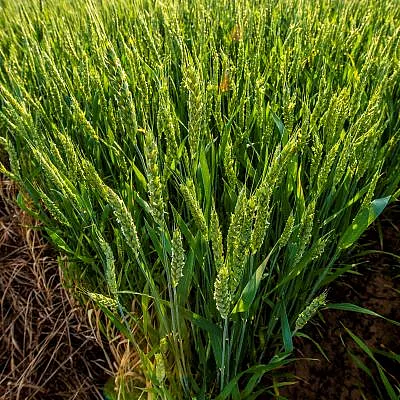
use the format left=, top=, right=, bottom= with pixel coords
left=281, top=204, right=400, bottom=399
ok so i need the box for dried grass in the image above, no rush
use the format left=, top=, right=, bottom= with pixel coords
left=0, top=176, right=112, bottom=400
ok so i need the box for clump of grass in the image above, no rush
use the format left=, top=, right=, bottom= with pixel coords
left=0, top=0, right=399, bottom=398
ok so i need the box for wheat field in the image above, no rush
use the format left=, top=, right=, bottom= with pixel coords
left=0, top=0, right=399, bottom=398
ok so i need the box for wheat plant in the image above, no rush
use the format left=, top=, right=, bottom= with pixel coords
left=0, top=0, right=399, bottom=398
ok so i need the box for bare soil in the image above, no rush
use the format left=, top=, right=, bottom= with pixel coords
left=281, top=204, right=400, bottom=400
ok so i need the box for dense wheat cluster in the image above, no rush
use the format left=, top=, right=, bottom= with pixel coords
left=0, top=0, right=399, bottom=398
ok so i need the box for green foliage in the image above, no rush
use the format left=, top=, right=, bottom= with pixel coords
left=0, top=0, right=399, bottom=398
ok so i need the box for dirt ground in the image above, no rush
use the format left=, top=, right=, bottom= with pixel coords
left=0, top=177, right=112, bottom=400
left=281, top=203, right=400, bottom=400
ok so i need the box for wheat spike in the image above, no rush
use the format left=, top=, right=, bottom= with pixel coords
left=214, top=265, right=231, bottom=319
left=295, top=291, right=327, bottom=330
left=180, top=180, right=208, bottom=236
left=171, top=228, right=185, bottom=288
left=144, top=129, right=165, bottom=225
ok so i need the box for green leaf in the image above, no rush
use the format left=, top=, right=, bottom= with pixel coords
left=215, top=355, right=293, bottom=400
left=145, top=221, right=172, bottom=266
left=171, top=205, right=195, bottom=248
left=131, top=161, right=147, bottom=190
left=377, top=366, right=398, bottom=400
left=321, top=263, right=361, bottom=286
left=199, top=147, right=211, bottom=213
left=179, top=307, right=223, bottom=369
left=267, top=235, right=330, bottom=297
left=339, top=196, right=391, bottom=249
left=103, top=376, right=117, bottom=400
left=295, top=332, right=329, bottom=361
left=177, top=248, right=195, bottom=305
left=280, top=301, right=293, bottom=353
left=45, top=229, right=73, bottom=254
left=327, top=303, right=400, bottom=326
left=232, top=251, right=272, bottom=313
left=271, top=110, right=285, bottom=137
left=356, top=249, right=400, bottom=262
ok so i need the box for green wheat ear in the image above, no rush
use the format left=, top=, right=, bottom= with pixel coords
left=277, top=212, right=295, bottom=249
left=223, top=136, right=238, bottom=189
left=96, top=230, right=117, bottom=297
left=180, top=180, right=208, bottom=236
left=214, top=265, right=231, bottom=320
left=144, top=128, right=165, bottom=225
left=171, top=227, right=185, bottom=288
left=227, top=187, right=253, bottom=293
left=87, top=292, right=119, bottom=312
left=295, top=291, right=328, bottom=330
